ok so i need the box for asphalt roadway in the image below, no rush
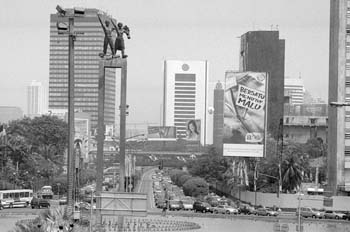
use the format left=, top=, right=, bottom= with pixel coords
left=2, top=168, right=350, bottom=231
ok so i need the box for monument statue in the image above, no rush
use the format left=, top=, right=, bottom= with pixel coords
left=111, top=20, right=131, bottom=58
left=97, top=14, right=116, bottom=58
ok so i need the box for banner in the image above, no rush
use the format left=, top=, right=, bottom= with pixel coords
left=147, top=126, right=176, bottom=140
left=75, top=118, right=89, bottom=160
left=223, top=71, right=267, bottom=157
left=185, top=119, right=201, bottom=141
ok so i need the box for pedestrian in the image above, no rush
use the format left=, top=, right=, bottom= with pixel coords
left=162, top=200, right=167, bottom=216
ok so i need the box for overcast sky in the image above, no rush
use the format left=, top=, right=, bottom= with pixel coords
left=0, top=0, right=329, bottom=124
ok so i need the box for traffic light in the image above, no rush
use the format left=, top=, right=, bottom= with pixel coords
left=126, top=104, right=129, bottom=116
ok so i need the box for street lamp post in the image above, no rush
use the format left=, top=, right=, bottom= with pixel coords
left=55, top=5, right=85, bottom=214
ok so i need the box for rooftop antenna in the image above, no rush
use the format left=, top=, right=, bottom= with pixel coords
left=270, top=24, right=273, bottom=30
left=276, top=25, right=279, bottom=31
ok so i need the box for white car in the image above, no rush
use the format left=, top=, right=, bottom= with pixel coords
left=213, top=205, right=239, bottom=214
left=180, top=200, right=193, bottom=210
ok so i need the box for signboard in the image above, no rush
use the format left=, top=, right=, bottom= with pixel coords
left=185, top=119, right=201, bottom=141
left=75, top=118, right=89, bottom=160
left=98, top=192, right=147, bottom=216
left=147, top=126, right=177, bottom=141
left=223, top=71, right=268, bottom=157
left=323, top=197, right=333, bottom=207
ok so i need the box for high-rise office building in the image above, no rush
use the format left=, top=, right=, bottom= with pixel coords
left=328, top=0, right=350, bottom=195
left=284, top=77, right=304, bottom=105
left=163, top=60, right=209, bottom=144
left=239, top=31, right=285, bottom=137
left=27, top=80, right=47, bottom=117
left=49, top=8, right=116, bottom=129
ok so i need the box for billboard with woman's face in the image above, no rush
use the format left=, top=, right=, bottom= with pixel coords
left=223, top=71, right=267, bottom=157
left=185, top=119, right=201, bottom=141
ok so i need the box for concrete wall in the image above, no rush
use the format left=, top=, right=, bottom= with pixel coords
left=236, top=191, right=350, bottom=211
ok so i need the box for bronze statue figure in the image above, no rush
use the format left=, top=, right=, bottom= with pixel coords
left=111, top=20, right=131, bottom=58
left=97, top=14, right=116, bottom=58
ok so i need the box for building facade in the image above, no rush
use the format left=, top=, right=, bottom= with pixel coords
left=239, top=31, right=285, bottom=138
left=27, top=80, right=47, bottom=117
left=283, top=104, right=328, bottom=143
left=49, top=8, right=116, bottom=130
left=212, top=81, right=224, bottom=154
left=284, top=77, right=304, bottom=105
left=328, top=0, right=350, bottom=195
left=163, top=60, right=208, bottom=144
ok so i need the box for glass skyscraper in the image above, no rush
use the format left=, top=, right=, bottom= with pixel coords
left=49, top=8, right=116, bottom=130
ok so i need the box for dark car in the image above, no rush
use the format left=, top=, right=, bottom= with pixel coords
left=31, top=197, right=50, bottom=209
left=193, top=201, right=213, bottom=213
left=256, top=207, right=278, bottom=216
left=239, top=205, right=255, bottom=215
left=343, top=212, right=350, bottom=220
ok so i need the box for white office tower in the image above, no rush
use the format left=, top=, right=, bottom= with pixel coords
left=163, top=60, right=209, bottom=144
left=27, top=80, right=47, bottom=117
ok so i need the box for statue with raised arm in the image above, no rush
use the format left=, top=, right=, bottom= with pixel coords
left=111, top=20, right=131, bottom=58
left=97, top=14, right=116, bottom=58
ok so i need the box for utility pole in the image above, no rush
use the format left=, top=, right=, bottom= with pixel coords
left=67, top=16, right=76, bottom=214
left=277, top=118, right=283, bottom=197
left=55, top=5, right=85, bottom=215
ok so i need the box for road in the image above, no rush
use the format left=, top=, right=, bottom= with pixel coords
left=137, top=167, right=159, bottom=212
left=2, top=168, right=350, bottom=232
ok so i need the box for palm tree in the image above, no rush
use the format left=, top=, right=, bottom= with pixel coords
left=282, top=154, right=302, bottom=193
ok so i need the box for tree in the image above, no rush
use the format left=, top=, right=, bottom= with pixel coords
left=282, top=154, right=303, bottom=192
left=187, top=154, right=229, bottom=183
left=169, top=169, right=187, bottom=186
left=178, top=174, right=192, bottom=187
left=8, top=115, right=68, bottom=165
left=183, top=177, right=209, bottom=197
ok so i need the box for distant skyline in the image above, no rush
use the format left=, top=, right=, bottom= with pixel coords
left=0, top=0, right=330, bottom=123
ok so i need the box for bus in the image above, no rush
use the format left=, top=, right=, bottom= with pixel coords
left=0, top=189, right=33, bottom=208
left=38, top=186, right=54, bottom=199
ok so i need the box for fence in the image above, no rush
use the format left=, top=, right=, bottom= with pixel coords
left=236, top=191, right=350, bottom=211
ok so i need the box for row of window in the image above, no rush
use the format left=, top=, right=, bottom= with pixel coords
left=50, top=70, right=100, bottom=74
left=51, top=41, right=103, bottom=46
left=50, top=65, right=99, bottom=69
left=50, top=46, right=100, bottom=50
left=50, top=37, right=103, bottom=42
left=50, top=60, right=99, bottom=65
left=50, top=74, right=98, bottom=78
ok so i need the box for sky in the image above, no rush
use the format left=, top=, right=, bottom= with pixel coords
left=0, top=0, right=330, bottom=124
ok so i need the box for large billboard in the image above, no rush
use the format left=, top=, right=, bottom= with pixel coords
left=147, top=126, right=177, bottom=141
left=223, top=71, right=267, bottom=157
left=185, top=119, right=201, bottom=141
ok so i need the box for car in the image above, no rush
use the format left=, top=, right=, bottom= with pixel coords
left=256, top=207, right=278, bottom=216
left=59, top=196, right=67, bottom=205
left=296, top=207, right=323, bottom=219
left=180, top=200, right=193, bottom=210
left=343, top=211, right=350, bottom=220
left=239, top=205, right=255, bottom=215
left=168, top=200, right=181, bottom=211
left=324, top=210, right=346, bottom=220
left=75, top=202, right=95, bottom=211
left=213, top=205, right=239, bottom=214
left=31, top=197, right=50, bottom=209
left=193, top=201, right=213, bottom=213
